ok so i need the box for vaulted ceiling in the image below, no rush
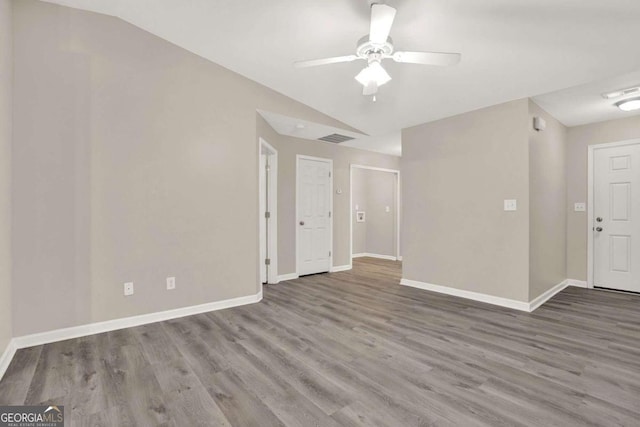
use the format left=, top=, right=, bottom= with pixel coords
left=42, top=0, right=640, bottom=136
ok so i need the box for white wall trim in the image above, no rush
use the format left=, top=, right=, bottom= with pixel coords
left=397, top=256, right=403, bottom=261
left=330, top=265, right=352, bottom=273
left=528, top=280, right=569, bottom=312
left=11, top=291, right=262, bottom=351
left=0, top=339, right=18, bottom=382
left=568, top=279, right=588, bottom=288
left=353, top=253, right=397, bottom=261
left=277, top=273, right=299, bottom=282
left=401, top=278, right=571, bottom=312
left=400, top=278, right=531, bottom=311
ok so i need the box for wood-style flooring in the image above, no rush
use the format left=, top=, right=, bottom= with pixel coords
left=1, top=257, right=639, bottom=426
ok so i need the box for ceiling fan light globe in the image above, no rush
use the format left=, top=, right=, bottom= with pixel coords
left=355, top=61, right=391, bottom=87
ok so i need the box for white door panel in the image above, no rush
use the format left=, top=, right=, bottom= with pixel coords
left=593, top=143, right=640, bottom=293
left=297, top=157, right=332, bottom=276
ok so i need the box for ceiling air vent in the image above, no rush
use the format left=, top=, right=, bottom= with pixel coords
left=318, top=133, right=355, bottom=143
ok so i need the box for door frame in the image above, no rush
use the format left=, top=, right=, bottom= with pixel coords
left=349, top=164, right=401, bottom=269
left=259, top=138, right=278, bottom=285
left=587, top=138, right=640, bottom=289
left=295, top=155, right=334, bottom=276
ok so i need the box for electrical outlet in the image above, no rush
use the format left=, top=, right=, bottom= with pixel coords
left=574, top=202, right=586, bottom=212
left=124, top=282, right=134, bottom=296
left=166, top=277, right=176, bottom=290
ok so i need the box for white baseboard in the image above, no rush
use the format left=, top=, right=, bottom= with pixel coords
left=568, top=279, right=588, bottom=288
left=528, top=280, right=569, bottom=312
left=400, top=278, right=530, bottom=311
left=277, top=273, right=299, bottom=282
left=0, top=339, right=18, bottom=382
left=352, top=253, right=397, bottom=261
left=400, top=278, right=570, bottom=312
left=330, top=265, right=352, bottom=273
left=11, top=290, right=263, bottom=351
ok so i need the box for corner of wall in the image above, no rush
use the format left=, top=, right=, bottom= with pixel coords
left=0, top=0, right=14, bottom=358
left=527, top=100, right=568, bottom=301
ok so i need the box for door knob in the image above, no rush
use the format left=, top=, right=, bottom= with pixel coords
left=299, top=221, right=305, bottom=226
left=595, top=227, right=603, bottom=232
left=596, top=217, right=603, bottom=222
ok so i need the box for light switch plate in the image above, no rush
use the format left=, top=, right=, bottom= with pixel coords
left=385, top=206, right=390, bottom=213
left=166, top=277, right=176, bottom=290
left=574, top=202, right=586, bottom=212
left=504, top=199, right=517, bottom=211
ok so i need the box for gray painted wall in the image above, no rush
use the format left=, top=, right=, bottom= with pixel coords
left=351, top=168, right=368, bottom=255
left=351, top=168, right=397, bottom=257
left=528, top=100, right=567, bottom=300
left=257, top=116, right=400, bottom=275
left=566, top=115, right=640, bottom=281
left=402, top=99, right=531, bottom=302
left=11, top=0, right=360, bottom=336
left=0, top=0, right=12, bottom=352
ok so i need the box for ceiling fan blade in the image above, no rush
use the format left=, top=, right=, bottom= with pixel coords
left=369, top=4, right=396, bottom=45
left=294, top=55, right=360, bottom=68
left=392, top=51, right=461, bottom=66
left=363, top=80, right=378, bottom=96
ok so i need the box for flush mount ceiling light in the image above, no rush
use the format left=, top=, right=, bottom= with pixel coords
left=615, top=97, right=640, bottom=112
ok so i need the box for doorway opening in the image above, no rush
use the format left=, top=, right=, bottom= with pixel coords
left=259, top=138, right=278, bottom=284
left=349, top=165, right=401, bottom=268
left=588, top=139, right=640, bottom=293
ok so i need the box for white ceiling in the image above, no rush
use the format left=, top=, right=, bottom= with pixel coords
left=533, top=70, right=640, bottom=127
left=43, top=0, right=640, bottom=139
left=259, top=110, right=401, bottom=156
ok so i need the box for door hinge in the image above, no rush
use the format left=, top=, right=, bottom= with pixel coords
left=265, top=211, right=271, bottom=219
left=328, top=211, right=331, bottom=218
left=329, top=171, right=332, bottom=178
left=265, top=258, right=271, bottom=266
left=329, top=251, right=332, bottom=257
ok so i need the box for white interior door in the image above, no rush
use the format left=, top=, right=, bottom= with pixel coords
left=593, top=142, right=640, bottom=292
left=297, top=156, right=332, bottom=276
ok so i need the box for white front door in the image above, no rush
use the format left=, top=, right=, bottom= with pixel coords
left=593, top=142, right=640, bottom=293
left=297, top=156, right=332, bottom=276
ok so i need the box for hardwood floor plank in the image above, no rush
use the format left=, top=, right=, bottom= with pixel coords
left=1, top=257, right=639, bottom=426
left=0, top=345, right=42, bottom=404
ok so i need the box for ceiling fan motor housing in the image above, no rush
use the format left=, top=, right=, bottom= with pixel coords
left=356, top=35, right=394, bottom=61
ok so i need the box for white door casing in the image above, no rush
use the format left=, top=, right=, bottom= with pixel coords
left=297, top=156, right=332, bottom=276
left=349, top=164, right=401, bottom=265
left=592, top=141, right=640, bottom=293
left=260, top=152, right=267, bottom=283
left=259, top=138, right=278, bottom=285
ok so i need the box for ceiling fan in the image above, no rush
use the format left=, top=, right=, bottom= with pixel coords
left=294, top=3, right=461, bottom=97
